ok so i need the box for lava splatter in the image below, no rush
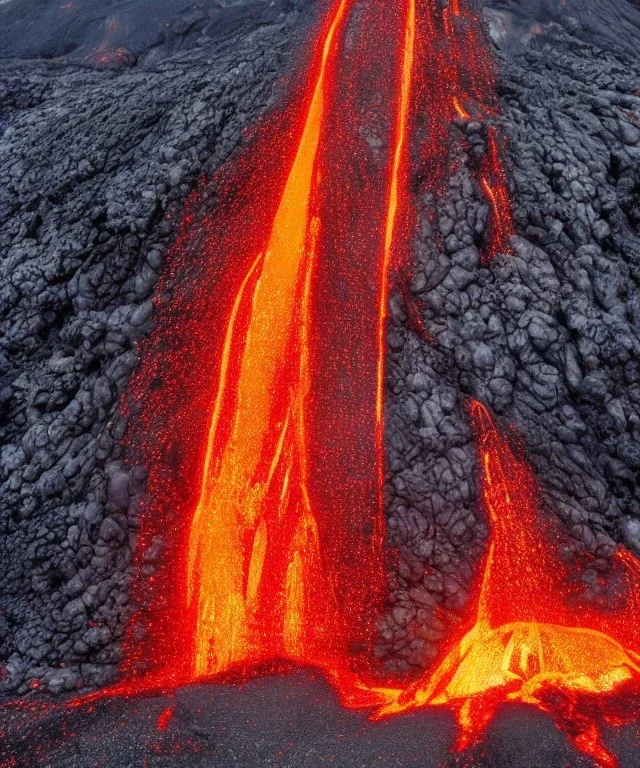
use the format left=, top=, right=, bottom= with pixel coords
left=371, top=401, right=640, bottom=768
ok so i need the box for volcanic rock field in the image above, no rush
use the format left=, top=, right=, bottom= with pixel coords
left=1, top=0, right=640, bottom=692
left=1, top=0, right=640, bottom=765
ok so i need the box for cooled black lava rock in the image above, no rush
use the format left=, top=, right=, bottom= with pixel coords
left=0, top=0, right=303, bottom=64
left=0, top=1, right=323, bottom=694
left=483, top=0, right=640, bottom=55
left=5, top=670, right=639, bottom=768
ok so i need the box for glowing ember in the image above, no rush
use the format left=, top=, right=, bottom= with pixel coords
left=480, top=126, right=514, bottom=259
left=156, top=705, right=175, bottom=732
left=372, top=401, right=640, bottom=768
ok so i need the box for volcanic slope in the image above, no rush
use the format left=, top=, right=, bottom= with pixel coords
left=0, top=0, right=639, bottom=702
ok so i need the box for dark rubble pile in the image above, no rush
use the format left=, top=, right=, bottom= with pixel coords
left=380, top=22, right=640, bottom=670
left=0, top=8, right=315, bottom=694
left=0, top=0, right=639, bottom=690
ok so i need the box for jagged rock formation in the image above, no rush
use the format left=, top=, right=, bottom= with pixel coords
left=382, top=3, right=640, bottom=671
left=0, top=3, right=319, bottom=694
left=1, top=0, right=639, bottom=690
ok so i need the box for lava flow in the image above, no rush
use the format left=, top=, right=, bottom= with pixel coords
left=183, top=0, right=421, bottom=681
left=184, top=0, right=352, bottom=679
left=372, top=401, right=640, bottom=768
left=119, top=0, right=417, bottom=689
left=87, top=0, right=639, bottom=765
left=410, top=0, right=513, bottom=259
left=119, top=0, right=516, bottom=688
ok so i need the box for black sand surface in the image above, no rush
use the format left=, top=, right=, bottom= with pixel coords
left=2, top=670, right=639, bottom=767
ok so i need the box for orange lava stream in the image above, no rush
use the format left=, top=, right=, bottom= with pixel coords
left=70, top=4, right=640, bottom=767
left=481, top=126, right=514, bottom=259
left=185, top=0, right=419, bottom=684
left=422, top=0, right=514, bottom=257
left=185, top=0, right=349, bottom=677
left=370, top=401, right=640, bottom=768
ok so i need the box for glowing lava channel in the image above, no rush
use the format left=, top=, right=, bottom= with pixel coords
left=186, top=0, right=421, bottom=681
left=74, top=2, right=640, bottom=766
left=413, top=0, right=514, bottom=259
left=372, top=402, right=640, bottom=768
left=377, top=0, right=416, bottom=519
left=185, top=0, right=350, bottom=677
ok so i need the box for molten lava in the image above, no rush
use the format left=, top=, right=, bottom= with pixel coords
left=122, top=0, right=515, bottom=687
left=181, top=0, right=422, bottom=682
left=412, top=0, right=514, bottom=257
left=378, top=0, right=416, bottom=443
left=185, top=0, right=350, bottom=678
left=373, top=401, right=640, bottom=768
left=98, top=1, right=640, bottom=765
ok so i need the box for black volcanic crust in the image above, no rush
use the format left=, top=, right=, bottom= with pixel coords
left=2, top=0, right=640, bottom=64
left=2, top=670, right=639, bottom=768
left=2, top=0, right=639, bottom=65
left=0, top=671, right=638, bottom=768
left=485, top=0, right=640, bottom=55
left=380, top=5, right=640, bottom=671
left=0, top=0, right=307, bottom=63
left=0, top=0, right=639, bottom=694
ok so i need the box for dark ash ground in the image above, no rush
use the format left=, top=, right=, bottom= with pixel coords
left=1, top=0, right=640, bottom=765
left=2, top=668, right=640, bottom=768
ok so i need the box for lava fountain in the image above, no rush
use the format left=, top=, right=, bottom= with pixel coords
left=372, top=402, right=640, bottom=768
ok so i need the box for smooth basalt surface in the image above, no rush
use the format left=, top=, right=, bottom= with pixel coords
left=2, top=669, right=640, bottom=768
